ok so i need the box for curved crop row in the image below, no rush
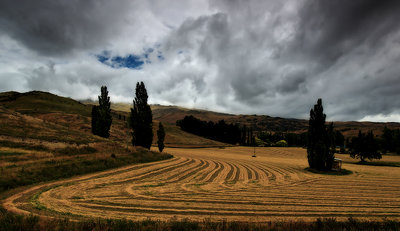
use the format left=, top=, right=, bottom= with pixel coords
left=4, top=147, right=400, bottom=222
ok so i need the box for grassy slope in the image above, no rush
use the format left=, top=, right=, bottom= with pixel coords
left=0, top=91, right=174, bottom=193
left=0, top=91, right=91, bottom=116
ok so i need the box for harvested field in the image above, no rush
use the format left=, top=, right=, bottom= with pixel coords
left=4, top=147, right=400, bottom=222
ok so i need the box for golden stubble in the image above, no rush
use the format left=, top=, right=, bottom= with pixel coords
left=4, top=147, right=400, bottom=222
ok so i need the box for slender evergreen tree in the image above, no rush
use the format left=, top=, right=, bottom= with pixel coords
left=130, top=82, right=153, bottom=149
left=157, top=122, right=165, bottom=152
left=91, top=86, right=112, bottom=138
left=91, top=105, right=100, bottom=135
left=307, top=99, right=333, bottom=170
left=325, top=122, right=335, bottom=169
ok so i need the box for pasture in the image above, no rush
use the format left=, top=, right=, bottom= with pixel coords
left=4, top=147, right=400, bottom=222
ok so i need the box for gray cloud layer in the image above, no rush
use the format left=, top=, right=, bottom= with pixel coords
left=0, top=0, right=399, bottom=121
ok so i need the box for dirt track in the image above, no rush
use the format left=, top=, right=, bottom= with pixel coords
left=3, top=147, right=400, bottom=221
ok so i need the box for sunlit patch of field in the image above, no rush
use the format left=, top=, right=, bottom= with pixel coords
left=4, top=147, right=400, bottom=222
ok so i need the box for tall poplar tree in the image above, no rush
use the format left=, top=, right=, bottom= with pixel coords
left=157, top=122, right=165, bottom=152
left=307, top=99, right=334, bottom=170
left=130, top=82, right=153, bottom=149
left=91, top=105, right=100, bottom=135
left=91, top=86, right=112, bottom=138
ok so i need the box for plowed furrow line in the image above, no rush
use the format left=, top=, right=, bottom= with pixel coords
left=197, top=161, right=218, bottom=181
left=240, top=163, right=253, bottom=180
left=224, top=162, right=235, bottom=181
left=85, top=199, right=400, bottom=210
left=165, top=159, right=203, bottom=181
left=89, top=157, right=186, bottom=184
left=105, top=195, right=400, bottom=210
left=107, top=159, right=195, bottom=185
left=206, top=162, right=225, bottom=183
left=232, top=163, right=240, bottom=181
left=132, top=192, right=400, bottom=205
left=101, top=157, right=190, bottom=185
left=252, top=165, right=273, bottom=181
left=169, top=160, right=212, bottom=183
left=242, top=163, right=260, bottom=180
left=75, top=201, right=400, bottom=214
left=75, top=204, right=400, bottom=218
left=80, top=157, right=180, bottom=182
left=266, top=164, right=291, bottom=179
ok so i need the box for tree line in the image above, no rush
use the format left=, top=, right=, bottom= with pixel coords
left=381, top=127, right=400, bottom=154
left=91, top=83, right=165, bottom=152
left=176, top=116, right=242, bottom=145
left=345, top=127, right=400, bottom=161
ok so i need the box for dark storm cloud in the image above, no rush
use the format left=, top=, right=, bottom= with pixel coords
left=296, top=0, right=400, bottom=65
left=289, top=0, right=400, bottom=120
left=0, top=0, right=132, bottom=56
left=0, top=0, right=399, bottom=121
left=159, top=0, right=400, bottom=120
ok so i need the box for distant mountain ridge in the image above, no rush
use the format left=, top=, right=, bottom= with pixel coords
left=3, top=91, right=400, bottom=138
left=98, top=101, right=400, bottom=138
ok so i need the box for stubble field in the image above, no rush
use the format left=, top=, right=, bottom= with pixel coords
left=4, top=147, right=400, bottom=222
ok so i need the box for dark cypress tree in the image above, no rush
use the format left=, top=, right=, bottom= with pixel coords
left=98, top=86, right=112, bottom=138
left=130, top=82, right=153, bottom=149
left=307, top=98, right=332, bottom=170
left=91, top=105, right=100, bottom=135
left=325, top=122, right=335, bottom=170
left=157, top=122, right=165, bottom=152
left=91, top=86, right=112, bottom=138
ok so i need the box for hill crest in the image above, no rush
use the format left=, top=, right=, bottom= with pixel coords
left=2, top=91, right=400, bottom=137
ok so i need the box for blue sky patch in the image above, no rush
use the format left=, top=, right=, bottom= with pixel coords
left=96, top=48, right=163, bottom=69
left=97, top=52, right=144, bottom=69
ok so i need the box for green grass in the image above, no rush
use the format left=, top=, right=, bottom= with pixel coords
left=305, top=167, right=353, bottom=176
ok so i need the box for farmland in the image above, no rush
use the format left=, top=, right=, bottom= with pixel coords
left=1, top=91, right=400, bottom=229
left=4, top=147, right=400, bottom=222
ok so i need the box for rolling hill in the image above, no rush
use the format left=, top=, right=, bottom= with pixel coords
left=2, top=91, right=400, bottom=143
left=0, top=91, right=227, bottom=147
left=0, top=91, right=227, bottom=193
left=104, top=102, right=400, bottom=138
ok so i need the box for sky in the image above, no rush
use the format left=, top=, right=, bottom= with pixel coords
left=0, top=0, right=400, bottom=122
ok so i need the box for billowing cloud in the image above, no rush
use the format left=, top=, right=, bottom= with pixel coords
left=0, top=0, right=399, bottom=122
